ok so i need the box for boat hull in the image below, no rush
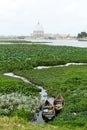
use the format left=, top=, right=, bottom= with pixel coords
left=53, top=94, right=65, bottom=112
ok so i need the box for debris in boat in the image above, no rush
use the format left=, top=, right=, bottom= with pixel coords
left=42, top=100, right=55, bottom=121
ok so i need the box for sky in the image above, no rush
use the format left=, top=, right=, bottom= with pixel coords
left=0, top=0, right=87, bottom=36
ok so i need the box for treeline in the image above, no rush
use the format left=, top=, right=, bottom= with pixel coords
left=77, top=31, right=87, bottom=38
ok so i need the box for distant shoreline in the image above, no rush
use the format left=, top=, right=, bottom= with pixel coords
left=0, top=39, right=52, bottom=44
left=78, top=39, right=87, bottom=42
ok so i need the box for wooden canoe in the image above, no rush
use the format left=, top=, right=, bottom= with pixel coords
left=53, top=94, right=65, bottom=111
left=42, top=100, right=55, bottom=121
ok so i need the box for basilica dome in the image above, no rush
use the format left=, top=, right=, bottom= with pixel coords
left=34, top=22, right=44, bottom=32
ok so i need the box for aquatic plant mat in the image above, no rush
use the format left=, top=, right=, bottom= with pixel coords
left=0, top=44, right=87, bottom=72
left=0, top=44, right=87, bottom=129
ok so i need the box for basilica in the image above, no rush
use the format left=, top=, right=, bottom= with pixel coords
left=31, top=22, right=44, bottom=38
left=29, top=22, right=72, bottom=40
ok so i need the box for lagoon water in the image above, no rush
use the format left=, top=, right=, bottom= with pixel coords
left=1, top=39, right=87, bottom=48
left=30, top=39, right=87, bottom=48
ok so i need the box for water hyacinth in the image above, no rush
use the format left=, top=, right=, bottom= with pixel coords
left=0, top=93, right=41, bottom=115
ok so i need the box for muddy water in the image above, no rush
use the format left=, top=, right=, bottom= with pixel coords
left=4, top=72, right=54, bottom=124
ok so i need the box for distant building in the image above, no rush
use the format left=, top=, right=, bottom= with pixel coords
left=25, top=22, right=74, bottom=40
left=31, top=22, right=44, bottom=38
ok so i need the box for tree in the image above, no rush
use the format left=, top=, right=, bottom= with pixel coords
left=77, top=31, right=87, bottom=38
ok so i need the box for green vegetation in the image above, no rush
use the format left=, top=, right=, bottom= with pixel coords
left=0, top=73, right=40, bottom=121
left=0, top=44, right=87, bottom=129
left=15, top=65, right=87, bottom=127
left=0, top=44, right=87, bottom=72
left=0, top=74, right=40, bottom=96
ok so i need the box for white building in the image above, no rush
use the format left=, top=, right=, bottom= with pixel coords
left=31, top=22, right=44, bottom=38
left=26, top=22, right=73, bottom=40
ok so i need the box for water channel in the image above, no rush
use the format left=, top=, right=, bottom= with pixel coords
left=34, top=62, right=87, bottom=69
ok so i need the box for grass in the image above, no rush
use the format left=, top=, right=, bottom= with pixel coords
left=0, top=116, right=86, bottom=130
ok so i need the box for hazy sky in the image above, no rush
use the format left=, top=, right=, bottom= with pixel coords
left=0, top=0, right=87, bottom=36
